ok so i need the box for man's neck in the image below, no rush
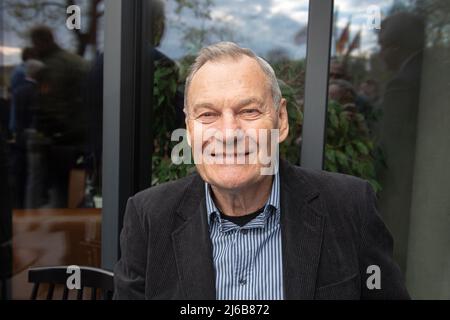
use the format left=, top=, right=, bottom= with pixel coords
left=210, top=175, right=273, bottom=217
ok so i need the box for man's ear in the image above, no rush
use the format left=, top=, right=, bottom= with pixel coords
left=278, top=98, right=289, bottom=143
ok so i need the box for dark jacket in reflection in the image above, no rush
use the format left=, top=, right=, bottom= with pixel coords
left=378, top=51, right=423, bottom=271
left=8, top=79, right=40, bottom=208
left=36, top=47, right=89, bottom=146
left=31, top=47, right=89, bottom=207
left=13, top=79, right=39, bottom=144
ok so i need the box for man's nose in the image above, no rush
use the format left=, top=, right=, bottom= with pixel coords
left=220, top=111, right=239, bottom=130
left=217, top=112, right=242, bottom=145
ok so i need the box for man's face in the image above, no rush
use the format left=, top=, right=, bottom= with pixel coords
left=186, top=56, right=289, bottom=192
left=329, top=62, right=345, bottom=80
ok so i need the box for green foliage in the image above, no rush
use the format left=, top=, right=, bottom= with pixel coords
left=278, top=81, right=303, bottom=165
left=324, top=100, right=383, bottom=192
left=271, top=59, right=305, bottom=165
left=271, top=59, right=306, bottom=102
left=151, top=60, right=196, bottom=186
left=152, top=60, right=179, bottom=158
left=152, top=156, right=196, bottom=186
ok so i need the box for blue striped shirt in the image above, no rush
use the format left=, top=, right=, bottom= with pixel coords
left=205, top=173, right=283, bottom=300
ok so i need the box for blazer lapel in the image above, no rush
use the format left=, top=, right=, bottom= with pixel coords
left=171, top=175, right=216, bottom=299
left=280, top=160, right=325, bottom=299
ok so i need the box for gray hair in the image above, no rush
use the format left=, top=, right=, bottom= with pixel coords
left=24, top=59, right=45, bottom=79
left=184, top=41, right=282, bottom=114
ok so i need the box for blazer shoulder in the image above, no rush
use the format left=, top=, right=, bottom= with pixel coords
left=290, top=165, right=370, bottom=197
left=285, top=163, right=373, bottom=219
left=292, top=165, right=375, bottom=228
left=130, top=172, right=201, bottom=217
left=286, top=164, right=374, bottom=240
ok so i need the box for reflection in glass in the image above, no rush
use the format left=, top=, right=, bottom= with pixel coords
left=328, top=0, right=450, bottom=299
left=1, top=0, right=104, bottom=299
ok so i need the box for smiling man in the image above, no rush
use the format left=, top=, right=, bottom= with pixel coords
left=114, top=42, right=409, bottom=300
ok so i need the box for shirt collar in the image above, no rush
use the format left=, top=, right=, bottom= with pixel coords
left=205, top=172, right=280, bottom=230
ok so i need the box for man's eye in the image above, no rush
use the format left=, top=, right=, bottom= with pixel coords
left=240, top=109, right=260, bottom=116
left=196, top=112, right=219, bottom=122
left=199, top=112, right=217, bottom=118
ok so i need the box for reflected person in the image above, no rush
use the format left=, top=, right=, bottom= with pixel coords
left=377, top=12, right=425, bottom=271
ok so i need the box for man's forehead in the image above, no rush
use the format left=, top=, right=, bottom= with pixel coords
left=192, top=56, right=266, bottom=85
left=188, top=59, right=268, bottom=102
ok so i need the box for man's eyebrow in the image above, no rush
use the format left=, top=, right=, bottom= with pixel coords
left=235, top=97, right=264, bottom=108
left=191, top=102, right=216, bottom=110
left=191, top=97, right=263, bottom=110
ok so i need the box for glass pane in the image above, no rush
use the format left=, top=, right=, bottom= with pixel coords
left=328, top=0, right=450, bottom=298
left=149, top=0, right=309, bottom=186
left=1, top=0, right=104, bottom=299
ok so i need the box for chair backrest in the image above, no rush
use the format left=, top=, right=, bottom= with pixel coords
left=28, top=266, right=114, bottom=300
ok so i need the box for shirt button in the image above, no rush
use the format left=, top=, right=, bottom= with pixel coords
left=239, top=279, right=247, bottom=285
left=241, top=229, right=248, bottom=234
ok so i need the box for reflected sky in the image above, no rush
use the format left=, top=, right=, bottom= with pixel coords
left=160, top=0, right=393, bottom=60
left=1, top=0, right=394, bottom=66
left=160, top=0, right=309, bottom=60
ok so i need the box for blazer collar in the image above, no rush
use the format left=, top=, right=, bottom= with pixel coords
left=171, top=160, right=325, bottom=299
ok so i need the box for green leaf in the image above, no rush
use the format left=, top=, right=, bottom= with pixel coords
left=345, top=144, right=355, bottom=158
left=170, top=80, right=177, bottom=93
left=368, top=179, right=382, bottom=192
left=158, top=95, right=165, bottom=106
left=339, top=113, right=349, bottom=134
left=325, top=148, right=336, bottom=163
left=335, top=150, right=348, bottom=167
left=157, top=67, right=173, bottom=77
left=326, top=162, right=338, bottom=172
left=354, top=141, right=369, bottom=155
left=329, top=113, right=339, bottom=129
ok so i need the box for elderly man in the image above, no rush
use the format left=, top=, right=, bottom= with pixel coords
left=114, top=42, right=409, bottom=300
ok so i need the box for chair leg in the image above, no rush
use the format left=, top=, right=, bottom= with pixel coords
left=91, top=287, right=97, bottom=300
left=62, top=286, right=69, bottom=300
left=46, top=283, right=55, bottom=300
left=30, top=283, right=40, bottom=300
left=77, top=287, right=84, bottom=300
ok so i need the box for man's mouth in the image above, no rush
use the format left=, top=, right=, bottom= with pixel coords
left=210, top=151, right=251, bottom=157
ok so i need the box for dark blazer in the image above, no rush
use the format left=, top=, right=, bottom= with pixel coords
left=114, top=159, right=410, bottom=300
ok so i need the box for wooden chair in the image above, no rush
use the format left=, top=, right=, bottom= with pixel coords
left=28, top=266, right=114, bottom=300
